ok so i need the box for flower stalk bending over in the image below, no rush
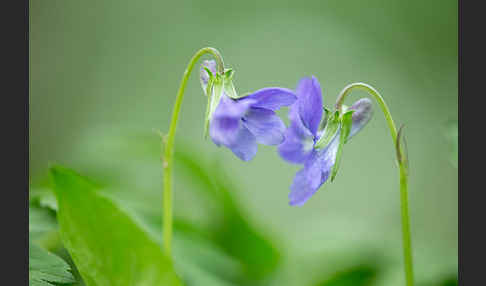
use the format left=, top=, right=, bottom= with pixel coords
left=334, top=83, right=413, bottom=286
left=277, top=78, right=413, bottom=286
left=162, top=47, right=296, bottom=257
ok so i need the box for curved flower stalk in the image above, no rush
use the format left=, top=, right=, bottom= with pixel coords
left=335, top=83, right=413, bottom=286
left=161, top=48, right=296, bottom=258
left=278, top=79, right=414, bottom=286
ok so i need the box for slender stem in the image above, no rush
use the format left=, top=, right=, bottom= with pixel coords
left=399, top=162, right=413, bottom=286
left=335, top=83, right=414, bottom=286
left=162, top=47, right=225, bottom=257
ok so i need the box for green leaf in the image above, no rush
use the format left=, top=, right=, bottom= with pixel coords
left=29, top=240, right=76, bottom=286
left=50, top=165, right=182, bottom=286
left=173, top=233, right=242, bottom=286
left=29, top=204, right=57, bottom=242
left=313, top=265, right=377, bottom=286
left=175, top=260, right=236, bottom=286
left=175, top=149, right=281, bottom=281
left=330, top=110, right=354, bottom=182
left=315, top=111, right=340, bottom=150
left=30, top=187, right=58, bottom=211
left=439, top=276, right=458, bottom=286
left=45, top=131, right=280, bottom=283
left=419, top=275, right=458, bottom=286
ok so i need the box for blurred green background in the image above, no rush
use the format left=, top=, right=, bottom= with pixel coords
left=30, top=0, right=457, bottom=285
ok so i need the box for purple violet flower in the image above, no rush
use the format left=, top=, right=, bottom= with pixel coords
left=278, top=76, right=373, bottom=206
left=200, top=60, right=297, bottom=161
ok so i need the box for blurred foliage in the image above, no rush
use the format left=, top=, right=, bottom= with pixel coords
left=174, top=150, right=281, bottom=281
left=29, top=240, right=76, bottom=286
left=444, top=120, right=458, bottom=168
left=29, top=204, right=57, bottom=242
left=313, top=265, right=377, bottom=286
left=29, top=202, right=75, bottom=286
left=418, top=276, right=458, bottom=286
left=30, top=0, right=457, bottom=285
left=31, top=133, right=282, bottom=285
left=51, top=165, right=182, bottom=286
left=29, top=130, right=457, bottom=285
left=439, top=277, right=458, bottom=286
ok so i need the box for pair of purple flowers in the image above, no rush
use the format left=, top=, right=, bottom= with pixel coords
left=200, top=60, right=373, bottom=206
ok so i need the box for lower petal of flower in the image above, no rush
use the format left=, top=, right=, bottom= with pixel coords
left=210, top=115, right=241, bottom=147
left=228, top=126, right=258, bottom=161
left=242, top=108, right=286, bottom=145
left=288, top=159, right=325, bottom=206
left=288, top=135, right=339, bottom=206
left=209, top=94, right=254, bottom=146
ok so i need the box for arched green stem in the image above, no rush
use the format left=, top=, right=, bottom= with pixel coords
left=335, top=83, right=414, bottom=286
left=162, top=47, right=225, bottom=257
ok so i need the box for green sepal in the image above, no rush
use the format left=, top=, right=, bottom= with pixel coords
left=315, top=110, right=340, bottom=150
left=224, top=68, right=233, bottom=77
left=203, top=73, right=224, bottom=139
left=340, top=104, right=350, bottom=114
left=238, top=92, right=251, bottom=98
left=318, top=107, right=332, bottom=134
left=223, top=68, right=251, bottom=99
left=203, top=74, right=215, bottom=138
left=222, top=68, right=241, bottom=99
left=330, top=110, right=355, bottom=182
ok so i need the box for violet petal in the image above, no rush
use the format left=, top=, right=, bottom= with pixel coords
left=200, top=60, right=218, bottom=92
left=209, top=94, right=253, bottom=147
left=242, top=108, right=286, bottom=145
left=348, top=97, right=373, bottom=140
left=242, top=87, right=297, bottom=111
left=277, top=120, right=315, bottom=164
left=228, top=126, right=258, bottom=161
left=288, top=134, right=339, bottom=206
left=296, top=76, right=323, bottom=136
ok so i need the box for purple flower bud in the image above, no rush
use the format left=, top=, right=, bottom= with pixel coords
left=200, top=60, right=217, bottom=92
